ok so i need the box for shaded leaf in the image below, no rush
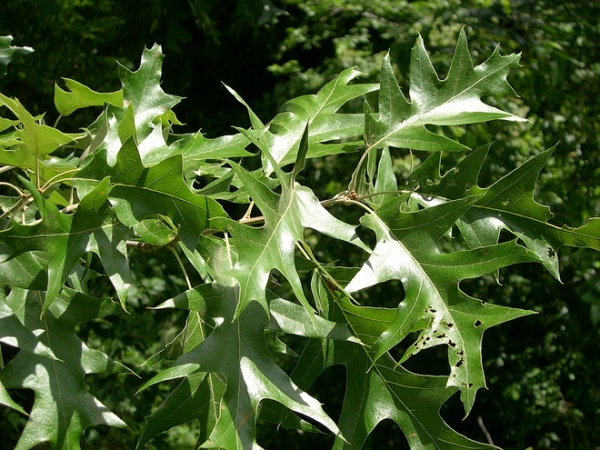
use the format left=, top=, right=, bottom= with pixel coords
left=0, top=288, right=131, bottom=450
left=141, top=285, right=341, bottom=449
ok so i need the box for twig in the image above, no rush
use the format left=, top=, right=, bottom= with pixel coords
left=477, top=416, right=494, bottom=445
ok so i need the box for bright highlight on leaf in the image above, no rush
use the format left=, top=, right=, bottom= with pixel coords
left=1, top=31, right=599, bottom=450
left=0, top=35, right=33, bottom=77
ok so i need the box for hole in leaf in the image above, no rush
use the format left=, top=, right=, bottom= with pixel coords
left=474, top=319, right=482, bottom=327
left=302, top=228, right=369, bottom=268
left=355, top=223, right=377, bottom=249
left=498, top=228, right=515, bottom=244
left=353, top=278, right=405, bottom=308
left=1, top=342, right=19, bottom=367
left=400, top=342, right=448, bottom=376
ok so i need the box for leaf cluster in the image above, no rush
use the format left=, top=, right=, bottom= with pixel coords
left=1, top=31, right=599, bottom=449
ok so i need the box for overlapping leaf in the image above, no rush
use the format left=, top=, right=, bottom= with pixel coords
left=0, top=288, right=131, bottom=450
left=0, top=93, right=83, bottom=170
left=407, top=145, right=600, bottom=279
left=77, top=137, right=226, bottom=251
left=2, top=30, right=600, bottom=450
left=0, top=177, right=132, bottom=311
left=138, top=284, right=358, bottom=449
left=280, top=282, right=496, bottom=449
left=210, top=162, right=369, bottom=317
left=344, top=195, right=538, bottom=414
left=229, top=67, right=377, bottom=173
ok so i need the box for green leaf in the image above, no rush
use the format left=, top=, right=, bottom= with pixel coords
left=0, top=93, right=82, bottom=167
left=0, top=177, right=133, bottom=311
left=181, top=132, right=255, bottom=169
left=0, top=288, right=131, bottom=450
left=118, top=44, right=183, bottom=141
left=210, top=163, right=369, bottom=317
left=268, top=297, right=361, bottom=343
left=77, top=137, right=226, bottom=251
left=230, top=68, right=377, bottom=172
left=141, top=285, right=341, bottom=449
left=0, top=35, right=33, bottom=77
left=287, top=320, right=496, bottom=449
left=54, top=78, right=123, bottom=116
left=365, top=29, right=525, bottom=152
left=0, top=178, right=76, bottom=311
left=132, top=216, right=178, bottom=247
left=411, top=145, right=600, bottom=280
left=345, top=197, right=537, bottom=415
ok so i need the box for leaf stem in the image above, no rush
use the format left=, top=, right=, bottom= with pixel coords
left=0, top=181, right=25, bottom=197
left=39, top=169, right=79, bottom=193
left=169, top=246, right=193, bottom=290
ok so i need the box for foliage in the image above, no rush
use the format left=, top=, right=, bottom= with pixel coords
left=1, top=29, right=599, bottom=450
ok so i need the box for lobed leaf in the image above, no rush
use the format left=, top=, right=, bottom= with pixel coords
left=364, top=29, right=525, bottom=153
left=0, top=35, right=33, bottom=77
left=141, top=285, right=342, bottom=449
left=54, top=78, right=123, bottom=116
left=0, top=288, right=131, bottom=450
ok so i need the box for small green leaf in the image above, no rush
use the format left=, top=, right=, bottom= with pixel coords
left=0, top=35, right=33, bottom=77
left=268, top=297, right=360, bottom=343
left=0, top=93, right=82, bottom=163
left=54, top=78, right=123, bottom=116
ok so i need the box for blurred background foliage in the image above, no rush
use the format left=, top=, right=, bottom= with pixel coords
left=1, top=0, right=599, bottom=448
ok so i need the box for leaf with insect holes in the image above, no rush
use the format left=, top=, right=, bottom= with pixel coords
left=280, top=281, right=498, bottom=449
left=345, top=196, right=538, bottom=415
left=364, top=29, right=525, bottom=153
